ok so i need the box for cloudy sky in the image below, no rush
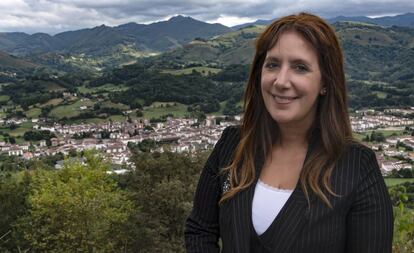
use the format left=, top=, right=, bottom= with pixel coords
left=1, top=0, right=413, bottom=34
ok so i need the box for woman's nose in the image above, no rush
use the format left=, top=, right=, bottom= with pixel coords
left=273, top=66, right=291, bottom=88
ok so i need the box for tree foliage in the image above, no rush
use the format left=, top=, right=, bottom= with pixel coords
left=14, top=152, right=134, bottom=252
left=389, top=182, right=414, bottom=252
left=118, top=151, right=209, bottom=252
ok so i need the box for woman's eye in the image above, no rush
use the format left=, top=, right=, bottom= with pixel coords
left=294, top=64, right=309, bottom=72
left=265, top=62, right=279, bottom=69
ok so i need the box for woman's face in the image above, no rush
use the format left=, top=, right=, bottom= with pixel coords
left=261, top=30, right=323, bottom=130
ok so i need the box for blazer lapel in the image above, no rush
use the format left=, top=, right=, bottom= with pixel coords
left=229, top=185, right=254, bottom=253
left=258, top=182, right=312, bottom=252
left=227, top=135, right=317, bottom=252
left=225, top=148, right=266, bottom=253
left=256, top=136, right=317, bottom=252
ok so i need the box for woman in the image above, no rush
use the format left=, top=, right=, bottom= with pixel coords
left=185, top=13, right=393, bottom=253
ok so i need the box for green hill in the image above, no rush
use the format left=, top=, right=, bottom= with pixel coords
left=0, top=51, right=37, bottom=70
left=152, top=25, right=263, bottom=68
left=0, top=15, right=232, bottom=58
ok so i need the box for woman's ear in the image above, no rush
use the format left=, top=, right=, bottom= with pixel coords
left=320, top=86, right=327, bottom=95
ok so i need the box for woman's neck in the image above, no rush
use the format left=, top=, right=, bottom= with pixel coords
left=276, top=125, right=309, bottom=149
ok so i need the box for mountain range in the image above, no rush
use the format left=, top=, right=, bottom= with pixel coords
left=154, top=21, right=414, bottom=82
left=233, top=12, right=414, bottom=29
left=1, top=12, right=414, bottom=74
left=1, top=13, right=414, bottom=58
left=0, top=15, right=231, bottom=57
left=0, top=51, right=37, bottom=71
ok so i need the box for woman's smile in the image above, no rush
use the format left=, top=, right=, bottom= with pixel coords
left=272, top=94, right=299, bottom=104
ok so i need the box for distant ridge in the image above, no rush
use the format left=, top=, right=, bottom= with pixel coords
left=232, top=19, right=272, bottom=30
left=232, top=12, right=414, bottom=30
left=0, top=50, right=37, bottom=70
left=0, top=15, right=233, bottom=56
left=329, top=13, right=414, bottom=27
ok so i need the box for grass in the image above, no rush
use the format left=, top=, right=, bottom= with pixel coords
left=353, top=132, right=366, bottom=141
left=0, top=121, right=34, bottom=138
left=77, top=118, right=106, bottom=124
left=143, top=102, right=188, bottom=119
left=373, top=91, right=387, bottom=99
left=354, top=128, right=406, bottom=142
left=43, top=98, right=64, bottom=106
left=71, top=115, right=127, bottom=124
left=162, top=67, right=222, bottom=76
left=0, top=95, right=10, bottom=102
left=77, top=84, right=128, bottom=94
left=25, top=108, right=41, bottom=118
left=101, top=101, right=129, bottom=110
left=44, top=81, right=66, bottom=92
left=360, top=129, right=406, bottom=138
left=108, top=115, right=127, bottom=122
left=385, top=178, right=414, bottom=187
left=14, top=136, right=27, bottom=145
left=49, top=99, right=95, bottom=119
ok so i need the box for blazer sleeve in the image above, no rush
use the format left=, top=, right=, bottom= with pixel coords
left=184, top=126, right=233, bottom=253
left=345, top=148, right=394, bottom=253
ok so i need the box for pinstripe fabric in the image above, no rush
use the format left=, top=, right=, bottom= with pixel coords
left=185, top=126, right=393, bottom=253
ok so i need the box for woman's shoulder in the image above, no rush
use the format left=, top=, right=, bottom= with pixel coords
left=217, top=125, right=242, bottom=146
left=212, top=125, right=242, bottom=167
left=339, top=140, right=381, bottom=176
left=345, top=140, right=376, bottom=157
left=221, top=124, right=242, bottom=136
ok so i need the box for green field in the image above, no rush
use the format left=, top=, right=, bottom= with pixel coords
left=0, top=121, right=34, bottom=138
left=108, top=115, right=127, bottom=122
left=373, top=91, right=387, bottom=99
left=352, top=132, right=365, bottom=141
left=101, top=101, right=129, bottom=110
left=77, top=84, right=128, bottom=94
left=70, top=114, right=126, bottom=124
left=353, top=127, right=407, bottom=141
left=143, top=102, right=188, bottom=118
left=49, top=99, right=95, bottom=119
left=0, top=95, right=10, bottom=102
left=76, top=117, right=106, bottom=124
left=43, top=98, right=64, bottom=106
left=385, top=178, right=414, bottom=187
left=25, top=108, right=41, bottom=118
left=44, top=81, right=66, bottom=92
left=162, top=67, right=222, bottom=76
left=359, top=129, right=406, bottom=138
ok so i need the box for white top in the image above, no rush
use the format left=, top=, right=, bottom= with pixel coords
left=252, top=179, right=293, bottom=235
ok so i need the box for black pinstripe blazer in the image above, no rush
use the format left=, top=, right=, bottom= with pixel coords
left=185, top=125, right=394, bottom=253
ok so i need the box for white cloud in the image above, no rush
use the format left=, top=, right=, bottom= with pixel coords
left=0, top=0, right=413, bottom=34
left=208, top=15, right=257, bottom=27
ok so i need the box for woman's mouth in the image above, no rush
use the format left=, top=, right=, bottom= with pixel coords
left=272, top=95, right=299, bottom=104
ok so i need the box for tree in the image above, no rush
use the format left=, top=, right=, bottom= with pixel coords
left=136, top=110, right=143, bottom=117
left=40, top=105, right=53, bottom=118
left=389, top=183, right=414, bottom=251
left=9, top=123, right=16, bottom=130
left=223, top=97, right=241, bottom=116
left=0, top=172, right=30, bottom=251
left=8, top=136, right=16, bottom=144
left=100, top=130, right=111, bottom=139
left=121, top=151, right=209, bottom=252
left=369, top=131, right=386, bottom=142
left=138, top=139, right=157, bottom=152
left=14, top=152, right=135, bottom=252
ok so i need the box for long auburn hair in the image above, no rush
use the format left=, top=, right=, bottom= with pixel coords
left=219, top=12, right=353, bottom=208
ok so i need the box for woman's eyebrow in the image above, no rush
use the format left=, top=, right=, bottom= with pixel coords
left=290, top=58, right=312, bottom=66
left=264, top=56, right=280, bottom=62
